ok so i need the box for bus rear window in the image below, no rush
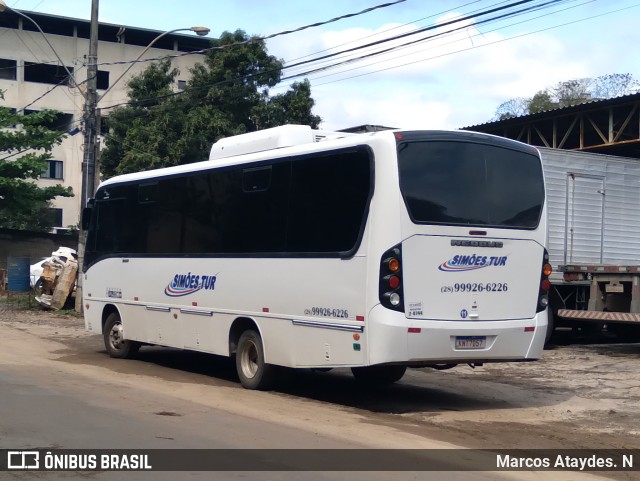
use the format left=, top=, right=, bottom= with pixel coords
left=397, top=141, right=544, bottom=229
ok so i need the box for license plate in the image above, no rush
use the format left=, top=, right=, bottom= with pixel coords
left=455, top=336, right=486, bottom=350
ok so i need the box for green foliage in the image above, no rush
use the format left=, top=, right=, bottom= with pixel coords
left=252, top=80, right=322, bottom=129
left=102, top=30, right=322, bottom=178
left=0, top=98, right=73, bottom=231
left=527, top=90, right=555, bottom=114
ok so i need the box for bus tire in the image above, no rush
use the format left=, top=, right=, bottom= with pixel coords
left=351, top=365, right=406, bottom=385
left=544, top=309, right=555, bottom=347
left=104, top=312, right=140, bottom=359
left=236, top=329, right=276, bottom=390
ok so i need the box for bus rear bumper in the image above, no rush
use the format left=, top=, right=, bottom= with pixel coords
left=366, top=305, right=547, bottom=365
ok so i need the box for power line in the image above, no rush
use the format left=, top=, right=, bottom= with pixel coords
left=278, top=0, right=575, bottom=82
left=17, top=75, right=68, bottom=112
left=90, top=0, right=407, bottom=69
left=308, top=1, right=640, bottom=88
left=98, top=0, right=628, bottom=126
left=279, top=0, right=555, bottom=77
left=281, top=0, right=498, bottom=65
left=298, top=0, right=594, bottom=86
left=101, top=0, right=566, bottom=111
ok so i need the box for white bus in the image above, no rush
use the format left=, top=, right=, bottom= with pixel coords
left=82, top=125, right=551, bottom=390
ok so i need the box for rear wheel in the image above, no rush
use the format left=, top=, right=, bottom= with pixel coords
left=544, top=309, right=555, bottom=347
left=236, top=329, right=276, bottom=390
left=103, top=312, right=140, bottom=359
left=351, top=365, right=407, bottom=385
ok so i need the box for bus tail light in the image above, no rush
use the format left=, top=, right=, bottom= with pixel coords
left=537, top=249, right=552, bottom=312
left=380, top=244, right=404, bottom=312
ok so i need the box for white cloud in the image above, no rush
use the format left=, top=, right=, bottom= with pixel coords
left=265, top=0, right=640, bottom=130
left=310, top=80, right=451, bottom=131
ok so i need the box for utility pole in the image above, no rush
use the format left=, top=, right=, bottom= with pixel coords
left=76, top=0, right=99, bottom=312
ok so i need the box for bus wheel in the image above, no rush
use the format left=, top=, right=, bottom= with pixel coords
left=544, top=309, right=555, bottom=348
left=104, top=312, right=140, bottom=359
left=236, top=329, right=276, bottom=390
left=351, top=365, right=407, bottom=385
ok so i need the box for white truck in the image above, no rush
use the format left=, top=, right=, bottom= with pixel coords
left=540, top=147, right=640, bottom=340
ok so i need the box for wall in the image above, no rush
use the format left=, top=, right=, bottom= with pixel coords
left=0, top=228, right=78, bottom=270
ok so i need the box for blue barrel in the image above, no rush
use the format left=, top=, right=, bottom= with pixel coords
left=7, top=257, right=30, bottom=292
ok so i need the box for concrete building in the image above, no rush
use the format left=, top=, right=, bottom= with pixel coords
left=0, top=8, right=211, bottom=232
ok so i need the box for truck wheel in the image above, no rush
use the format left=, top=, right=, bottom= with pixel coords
left=236, top=329, right=276, bottom=390
left=104, top=312, right=140, bottom=359
left=351, top=365, right=407, bottom=385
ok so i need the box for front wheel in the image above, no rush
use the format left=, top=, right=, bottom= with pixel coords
left=33, top=278, right=44, bottom=297
left=103, top=312, right=140, bottom=359
left=351, top=365, right=407, bottom=385
left=236, top=329, right=276, bottom=390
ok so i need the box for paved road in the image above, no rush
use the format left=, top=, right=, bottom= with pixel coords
left=0, top=316, right=612, bottom=481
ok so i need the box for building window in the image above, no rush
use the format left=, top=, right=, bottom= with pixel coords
left=44, top=208, right=63, bottom=228
left=177, top=80, right=186, bottom=90
left=41, top=160, right=63, bottom=180
left=97, top=70, right=109, bottom=90
left=0, top=58, right=17, bottom=80
left=24, top=62, right=74, bottom=86
left=24, top=110, right=74, bottom=131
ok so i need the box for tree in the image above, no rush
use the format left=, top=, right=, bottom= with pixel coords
left=252, top=80, right=321, bottom=129
left=0, top=90, right=73, bottom=231
left=527, top=90, right=554, bottom=114
left=592, top=73, right=640, bottom=99
left=100, top=59, right=183, bottom=176
left=551, top=78, right=592, bottom=107
left=494, top=97, right=528, bottom=120
left=491, top=73, right=640, bottom=122
left=102, top=30, right=322, bottom=178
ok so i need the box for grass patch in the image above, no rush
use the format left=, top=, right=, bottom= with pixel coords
left=0, top=291, right=39, bottom=310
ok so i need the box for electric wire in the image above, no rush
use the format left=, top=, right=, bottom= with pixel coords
left=99, top=0, right=573, bottom=111
left=296, top=0, right=594, bottom=86
left=278, top=0, right=587, bottom=85
left=90, top=0, right=407, bottom=69
left=95, top=0, right=638, bottom=138
left=308, top=1, right=640, bottom=88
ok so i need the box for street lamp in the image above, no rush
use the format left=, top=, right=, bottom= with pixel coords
left=0, top=0, right=85, bottom=98
left=99, top=26, right=210, bottom=101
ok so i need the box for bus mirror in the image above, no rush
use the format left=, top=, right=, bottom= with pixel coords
left=82, top=201, right=94, bottom=230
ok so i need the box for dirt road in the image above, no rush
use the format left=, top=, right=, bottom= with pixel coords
left=1, top=307, right=638, bottom=480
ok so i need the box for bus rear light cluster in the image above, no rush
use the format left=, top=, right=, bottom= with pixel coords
left=537, top=249, right=552, bottom=312
left=380, top=244, right=404, bottom=312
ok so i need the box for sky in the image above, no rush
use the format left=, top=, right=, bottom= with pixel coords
left=6, top=0, right=640, bottom=131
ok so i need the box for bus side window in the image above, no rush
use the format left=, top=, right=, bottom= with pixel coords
left=138, top=182, right=158, bottom=203
left=288, top=149, right=371, bottom=254
left=242, top=166, right=272, bottom=192
left=95, top=198, right=132, bottom=253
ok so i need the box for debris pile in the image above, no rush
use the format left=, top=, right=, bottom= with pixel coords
left=35, top=249, right=78, bottom=310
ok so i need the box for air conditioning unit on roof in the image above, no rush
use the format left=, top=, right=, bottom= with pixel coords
left=209, top=125, right=354, bottom=160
